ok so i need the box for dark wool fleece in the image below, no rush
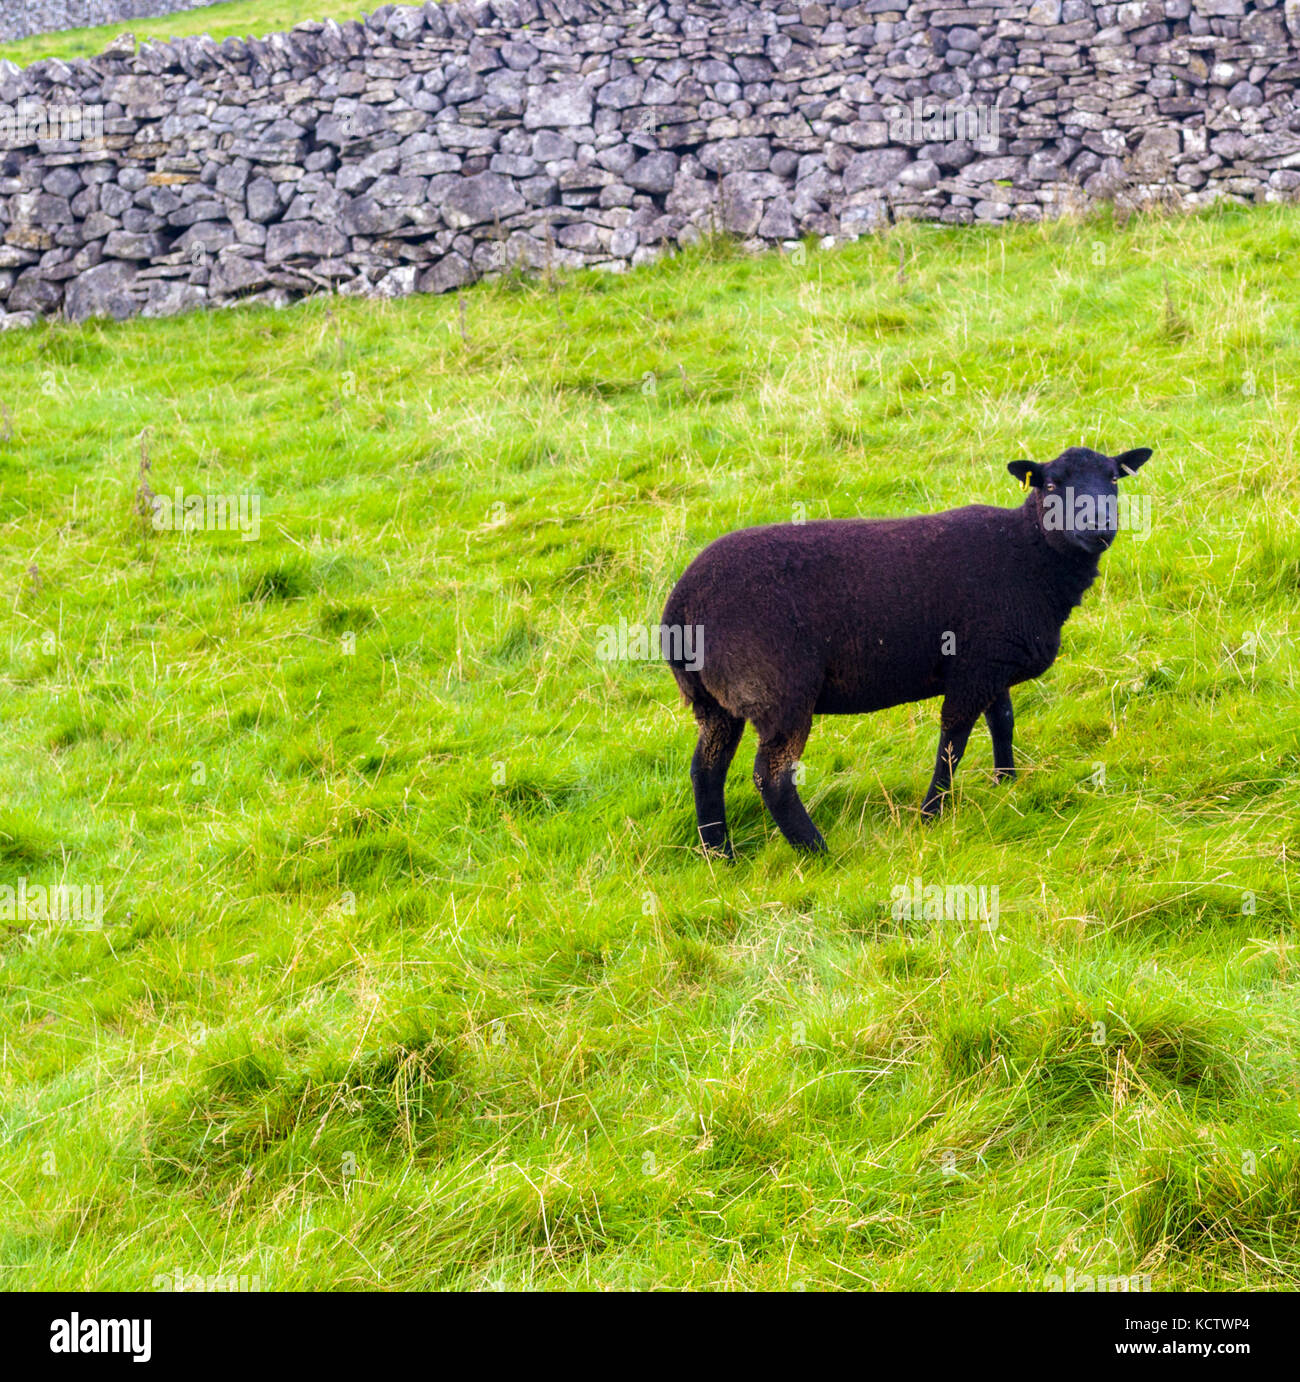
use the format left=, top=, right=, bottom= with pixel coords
left=661, top=445, right=1153, bottom=855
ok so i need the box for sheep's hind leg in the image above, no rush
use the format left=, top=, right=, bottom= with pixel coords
left=984, top=689, right=1016, bottom=782
left=921, top=699, right=980, bottom=819
left=691, top=703, right=745, bottom=857
left=753, top=718, right=825, bottom=854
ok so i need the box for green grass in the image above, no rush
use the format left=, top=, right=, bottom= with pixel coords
left=1, top=203, right=1297, bottom=1291
left=0, top=0, right=366, bottom=65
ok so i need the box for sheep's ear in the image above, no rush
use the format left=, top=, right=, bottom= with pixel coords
left=1115, top=447, right=1152, bottom=477
left=1007, top=460, right=1042, bottom=489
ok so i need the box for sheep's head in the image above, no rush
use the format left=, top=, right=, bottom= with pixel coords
left=1008, top=446, right=1152, bottom=557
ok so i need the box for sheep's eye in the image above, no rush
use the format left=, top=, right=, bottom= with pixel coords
left=1044, top=482, right=1057, bottom=492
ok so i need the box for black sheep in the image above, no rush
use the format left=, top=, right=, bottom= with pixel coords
left=662, top=445, right=1153, bottom=855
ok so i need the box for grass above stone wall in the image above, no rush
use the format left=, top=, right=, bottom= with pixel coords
left=0, top=0, right=368, bottom=66
left=0, top=204, right=1297, bottom=1289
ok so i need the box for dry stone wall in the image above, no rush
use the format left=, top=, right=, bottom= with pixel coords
left=2, top=0, right=1299, bottom=328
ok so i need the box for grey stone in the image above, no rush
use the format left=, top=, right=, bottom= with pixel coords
left=8, top=271, right=63, bottom=313
left=897, top=159, right=941, bottom=189
left=665, top=171, right=716, bottom=215
left=100, top=184, right=134, bottom=218
left=843, top=148, right=911, bottom=191
left=626, top=152, right=679, bottom=194
left=1131, top=128, right=1181, bottom=174
left=839, top=198, right=888, bottom=234
left=142, top=281, right=206, bottom=318
left=175, top=223, right=238, bottom=256
left=1028, top=151, right=1065, bottom=180
left=265, top=221, right=349, bottom=265
left=101, top=75, right=166, bottom=107
left=386, top=7, right=426, bottom=41
left=64, top=260, right=138, bottom=322
left=594, top=145, right=635, bottom=176
left=208, top=255, right=273, bottom=296
left=11, top=192, right=72, bottom=226
left=103, top=230, right=169, bottom=260
left=417, top=251, right=474, bottom=293
left=79, top=212, right=120, bottom=241
left=501, top=41, right=539, bottom=70
left=441, top=172, right=526, bottom=228
left=720, top=194, right=762, bottom=235
left=520, top=175, right=559, bottom=205
left=1228, top=81, right=1265, bottom=108
left=168, top=202, right=226, bottom=228
left=214, top=164, right=250, bottom=200
left=697, top=138, right=772, bottom=174
left=339, top=195, right=410, bottom=235
left=757, top=197, right=798, bottom=239
left=557, top=222, right=601, bottom=251
left=246, top=178, right=281, bottom=224
left=43, top=168, right=82, bottom=199
left=609, top=227, right=639, bottom=258
left=524, top=80, right=593, bottom=130
left=532, top=131, right=577, bottom=161
left=402, top=151, right=462, bottom=176
left=368, top=175, right=428, bottom=207
left=963, top=157, right=1029, bottom=183
left=722, top=171, right=787, bottom=200
left=597, top=77, right=645, bottom=109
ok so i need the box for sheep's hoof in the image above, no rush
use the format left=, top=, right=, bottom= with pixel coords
left=994, top=768, right=1017, bottom=784
left=791, top=832, right=828, bottom=855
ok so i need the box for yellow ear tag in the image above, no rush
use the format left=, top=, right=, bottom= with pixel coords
left=1021, top=474, right=1031, bottom=492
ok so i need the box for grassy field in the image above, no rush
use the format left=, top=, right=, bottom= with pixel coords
left=0, top=0, right=367, bottom=65
left=0, top=203, right=1297, bottom=1291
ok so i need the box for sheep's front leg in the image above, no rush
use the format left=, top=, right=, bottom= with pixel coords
left=984, top=689, right=1016, bottom=782
left=921, top=701, right=979, bottom=819
left=753, top=718, right=826, bottom=854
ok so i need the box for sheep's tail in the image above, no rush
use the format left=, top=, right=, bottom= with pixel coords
left=670, top=662, right=704, bottom=708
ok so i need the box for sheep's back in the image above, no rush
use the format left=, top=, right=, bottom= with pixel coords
left=663, top=506, right=1028, bottom=715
